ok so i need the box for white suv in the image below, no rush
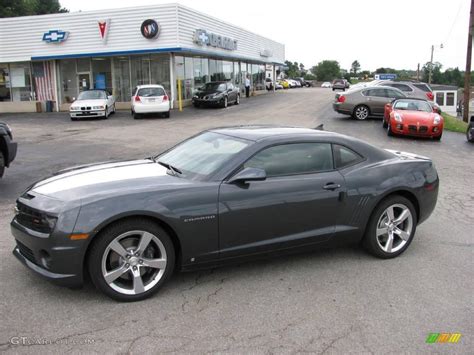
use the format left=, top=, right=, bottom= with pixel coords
left=131, top=85, right=170, bottom=119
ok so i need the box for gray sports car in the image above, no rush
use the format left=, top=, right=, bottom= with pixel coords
left=11, top=126, right=439, bottom=301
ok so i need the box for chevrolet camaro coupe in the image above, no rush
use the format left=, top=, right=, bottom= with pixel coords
left=11, top=126, right=439, bottom=301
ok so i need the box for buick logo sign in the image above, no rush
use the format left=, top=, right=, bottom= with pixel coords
left=141, top=19, right=159, bottom=39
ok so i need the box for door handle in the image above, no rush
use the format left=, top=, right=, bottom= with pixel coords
left=323, top=183, right=341, bottom=191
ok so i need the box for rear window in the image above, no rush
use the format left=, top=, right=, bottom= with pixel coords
left=333, top=80, right=344, bottom=84
left=137, top=87, right=165, bottom=97
left=413, top=83, right=432, bottom=93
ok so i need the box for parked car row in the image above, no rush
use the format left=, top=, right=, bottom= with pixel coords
left=332, top=81, right=447, bottom=140
left=277, top=77, right=311, bottom=89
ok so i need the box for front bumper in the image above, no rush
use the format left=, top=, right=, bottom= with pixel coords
left=390, top=122, right=443, bottom=137
left=11, top=219, right=84, bottom=287
left=192, top=97, right=223, bottom=106
left=70, top=110, right=105, bottom=118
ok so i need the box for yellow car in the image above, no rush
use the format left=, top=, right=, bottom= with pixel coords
left=278, top=80, right=289, bottom=89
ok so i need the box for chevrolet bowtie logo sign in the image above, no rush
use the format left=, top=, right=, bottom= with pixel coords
left=42, top=30, right=69, bottom=43
left=193, top=29, right=237, bottom=51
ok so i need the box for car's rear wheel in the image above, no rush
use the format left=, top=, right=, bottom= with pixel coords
left=88, top=218, right=175, bottom=301
left=0, top=153, right=5, bottom=178
left=133, top=113, right=140, bottom=119
left=163, top=111, right=170, bottom=118
left=363, top=196, right=417, bottom=259
left=222, top=96, right=228, bottom=108
left=353, top=105, right=369, bottom=120
left=235, top=94, right=240, bottom=105
left=387, top=120, right=394, bottom=136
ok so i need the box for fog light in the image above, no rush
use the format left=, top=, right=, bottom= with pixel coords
left=433, top=127, right=438, bottom=132
left=39, top=250, right=52, bottom=269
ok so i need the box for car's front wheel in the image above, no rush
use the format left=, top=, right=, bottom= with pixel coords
left=235, top=94, right=240, bottom=105
left=467, top=125, right=474, bottom=142
left=0, top=153, right=5, bottom=178
left=353, top=105, right=369, bottom=120
left=222, top=96, right=228, bottom=108
left=363, top=196, right=417, bottom=259
left=88, top=218, right=175, bottom=301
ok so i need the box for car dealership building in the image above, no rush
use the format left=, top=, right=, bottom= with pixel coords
left=0, top=4, right=285, bottom=112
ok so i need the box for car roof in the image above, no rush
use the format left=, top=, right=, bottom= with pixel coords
left=209, top=125, right=344, bottom=142
left=136, top=84, right=165, bottom=89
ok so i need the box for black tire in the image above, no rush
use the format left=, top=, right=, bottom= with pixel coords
left=332, top=88, right=335, bottom=91
left=235, top=94, right=240, bottom=105
left=0, top=152, right=5, bottom=178
left=362, top=195, right=417, bottom=259
left=353, top=105, right=370, bottom=120
left=103, top=107, right=109, bottom=120
left=163, top=111, right=170, bottom=118
left=193, top=103, right=200, bottom=108
left=467, top=125, right=474, bottom=142
left=88, top=218, right=175, bottom=302
left=387, top=120, right=394, bottom=136
left=222, top=96, right=228, bottom=108
left=382, top=118, right=388, bottom=129
left=133, top=113, right=140, bottom=119
left=433, top=133, right=442, bottom=141
left=70, top=117, right=78, bottom=121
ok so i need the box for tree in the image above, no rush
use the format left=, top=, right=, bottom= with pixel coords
left=0, top=0, right=68, bottom=18
left=284, top=60, right=301, bottom=78
left=422, top=62, right=443, bottom=84
left=311, top=60, right=341, bottom=81
left=350, top=60, right=361, bottom=76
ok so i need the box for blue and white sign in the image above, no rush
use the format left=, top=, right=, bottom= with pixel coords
left=193, top=29, right=237, bottom=51
left=375, top=73, right=397, bottom=80
left=42, top=30, right=69, bottom=43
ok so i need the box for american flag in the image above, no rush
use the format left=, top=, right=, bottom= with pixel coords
left=33, top=61, right=55, bottom=101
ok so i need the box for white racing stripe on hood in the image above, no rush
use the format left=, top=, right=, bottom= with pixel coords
left=33, top=162, right=168, bottom=195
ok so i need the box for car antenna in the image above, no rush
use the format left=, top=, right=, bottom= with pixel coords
left=314, top=124, right=324, bottom=131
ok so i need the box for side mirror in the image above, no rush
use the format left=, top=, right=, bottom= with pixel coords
left=433, top=106, right=441, bottom=114
left=72, top=97, right=76, bottom=101
left=108, top=95, right=113, bottom=100
left=228, top=167, right=266, bottom=184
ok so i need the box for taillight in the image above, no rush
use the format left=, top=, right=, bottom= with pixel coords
left=134, top=96, right=141, bottom=102
left=163, top=95, right=168, bottom=101
left=337, top=95, right=346, bottom=103
left=426, top=92, right=434, bottom=101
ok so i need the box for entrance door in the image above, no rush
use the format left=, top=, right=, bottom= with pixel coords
left=77, top=73, right=91, bottom=92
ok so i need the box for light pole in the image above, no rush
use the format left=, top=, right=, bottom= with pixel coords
left=428, top=43, right=443, bottom=84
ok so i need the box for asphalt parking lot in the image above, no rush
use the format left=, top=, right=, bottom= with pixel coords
left=0, top=88, right=472, bottom=354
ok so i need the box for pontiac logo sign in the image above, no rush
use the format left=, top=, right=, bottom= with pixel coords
left=194, top=29, right=237, bottom=51
left=141, top=19, right=159, bottom=39
left=98, top=19, right=110, bottom=43
left=42, top=30, right=69, bottom=43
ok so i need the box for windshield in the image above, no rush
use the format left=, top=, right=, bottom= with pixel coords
left=200, top=83, right=226, bottom=92
left=137, top=87, right=165, bottom=97
left=157, top=132, right=251, bottom=179
left=394, top=100, right=432, bottom=112
left=77, top=90, right=107, bottom=100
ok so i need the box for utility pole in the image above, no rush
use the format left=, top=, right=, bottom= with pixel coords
left=429, top=45, right=434, bottom=85
left=463, top=0, right=473, bottom=123
left=417, top=63, right=420, bottom=81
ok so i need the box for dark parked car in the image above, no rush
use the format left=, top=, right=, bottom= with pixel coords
left=0, top=122, right=17, bottom=178
left=11, top=126, right=439, bottom=301
left=192, top=82, right=240, bottom=108
left=467, top=116, right=474, bottom=143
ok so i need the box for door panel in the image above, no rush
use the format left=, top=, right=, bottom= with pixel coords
left=218, top=171, right=345, bottom=259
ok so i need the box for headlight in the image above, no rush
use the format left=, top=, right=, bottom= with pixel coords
left=193, top=95, right=198, bottom=99
left=70, top=106, right=79, bottom=111
left=93, top=106, right=105, bottom=110
left=433, top=114, right=441, bottom=125
left=44, top=215, right=58, bottom=231
left=394, top=112, right=403, bottom=123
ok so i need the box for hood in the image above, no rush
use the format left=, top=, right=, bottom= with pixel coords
left=394, top=110, right=437, bottom=123
left=195, top=90, right=223, bottom=98
left=71, top=99, right=106, bottom=107
left=30, top=160, right=188, bottom=201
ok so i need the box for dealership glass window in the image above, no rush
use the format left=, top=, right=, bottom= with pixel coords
left=251, top=64, right=265, bottom=91
left=150, top=54, right=170, bottom=94
left=0, top=65, right=11, bottom=102
left=131, top=55, right=150, bottom=88
left=446, top=92, right=455, bottom=106
left=9, top=62, right=32, bottom=101
left=184, top=57, right=194, bottom=99
left=436, top=92, right=444, bottom=106
left=193, top=57, right=209, bottom=89
left=112, top=56, right=131, bottom=102
left=76, top=58, right=91, bottom=73
left=234, top=62, right=240, bottom=85
left=222, top=61, right=233, bottom=81
left=92, top=57, right=112, bottom=93
left=59, top=59, right=77, bottom=103
left=210, top=59, right=224, bottom=81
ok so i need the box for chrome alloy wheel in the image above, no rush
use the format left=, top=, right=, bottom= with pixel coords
left=101, top=230, right=167, bottom=295
left=375, top=204, right=413, bottom=253
left=355, top=106, right=369, bottom=120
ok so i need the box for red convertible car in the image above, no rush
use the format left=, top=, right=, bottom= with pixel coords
left=383, top=98, right=443, bottom=140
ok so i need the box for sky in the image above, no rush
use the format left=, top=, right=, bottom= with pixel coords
left=60, top=0, right=471, bottom=72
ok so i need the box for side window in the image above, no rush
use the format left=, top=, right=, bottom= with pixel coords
left=244, top=143, right=333, bottom=177
left=333, top=144, right=363, bottom=169
left=386, top=89, right=404, bottom=99
left=370, top=88, right=387, bottom=97
left=392, top=84, right=412, bottom=92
